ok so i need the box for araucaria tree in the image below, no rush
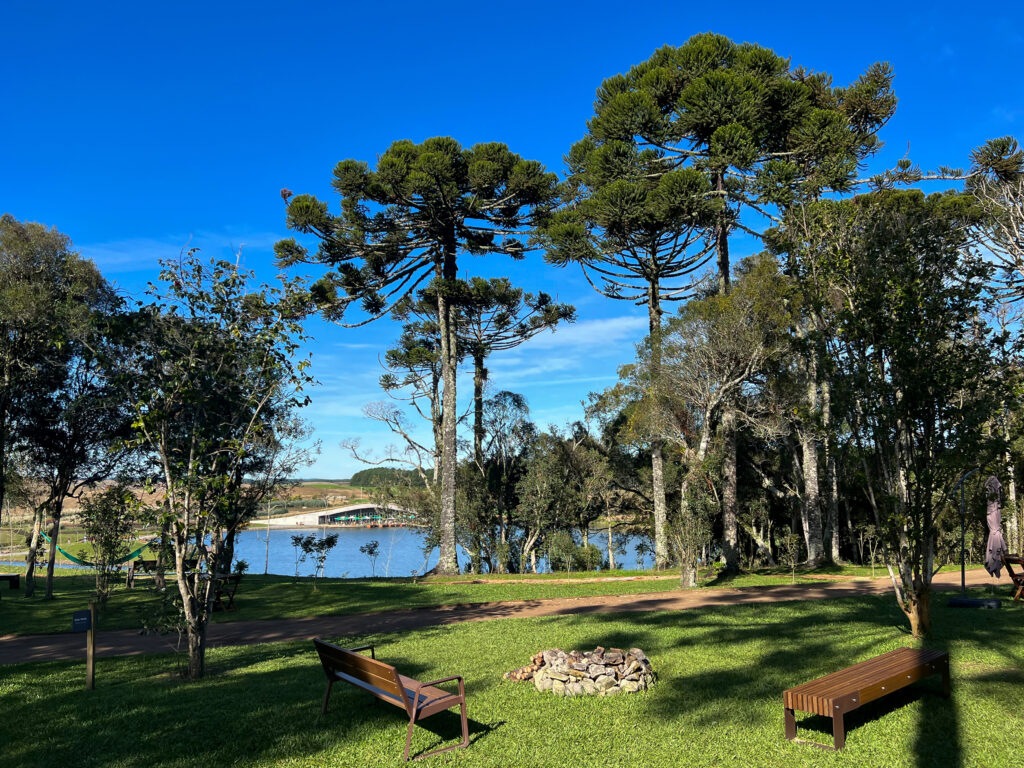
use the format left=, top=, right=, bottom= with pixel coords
left=543, top=135, right=717, bottom=568
left=570, top=33, right=896, bottom=571
left=123, top=254, right=312, bottom=679
left=276, top=137, right=558, bottom=574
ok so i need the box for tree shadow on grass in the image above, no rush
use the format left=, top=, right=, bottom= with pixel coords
left=0, top=640, right=502, bottom=768
left=621, top=590, right=1021, bottom=763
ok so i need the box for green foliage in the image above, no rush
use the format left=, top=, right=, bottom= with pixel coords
left=79, top=484, right=143, bottom=605
left=358, top=540, right=380, bottom=577
left=275, top=137, right=559, bottom=324
left=349, top=468, right=426, bottom=488
left=121, top=252, right=314, bottom=677
left=792, top=189, right=1005, bottom=634
left=295, top=533, right=339, bottom=588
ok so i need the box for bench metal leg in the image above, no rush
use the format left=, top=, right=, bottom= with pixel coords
left=784, top=708, right=796, bottom=740
left=941, top=664, right=952, bottom=698
left=321, top=680, right=334, bottom=715
left=832, top=714, right=845, bottom=750
left=403, top=700, right=471, bottom=761
left=403, top=716, right=416, bottom=762
left=459, top=700, right=469, bottom=748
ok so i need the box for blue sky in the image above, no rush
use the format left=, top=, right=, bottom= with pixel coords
left=3, top=1, right=1022, bottom=478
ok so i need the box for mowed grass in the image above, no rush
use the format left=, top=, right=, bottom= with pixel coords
left=1, top=593, right=1020, bottom=767
left=0, top=570, right=827, bottom=636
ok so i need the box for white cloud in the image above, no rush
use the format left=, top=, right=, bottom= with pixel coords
left=519, top=315, right=647, bottom=350
left=78, top=229, right=282, bottom=273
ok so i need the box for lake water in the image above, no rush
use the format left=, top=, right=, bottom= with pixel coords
left=2, top=526, right=651, bottom=578
left=234, top=526, right=649, bottom=578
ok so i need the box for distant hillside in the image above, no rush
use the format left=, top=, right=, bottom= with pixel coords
left=349, top=467, right=427, bottom=488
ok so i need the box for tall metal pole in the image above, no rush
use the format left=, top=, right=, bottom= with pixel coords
left=955, top=467, right=982, bottom=597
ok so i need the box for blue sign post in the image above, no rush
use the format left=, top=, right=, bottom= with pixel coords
left=72, top=604, right=96, bottom=689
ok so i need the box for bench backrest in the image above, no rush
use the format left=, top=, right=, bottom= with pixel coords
left=314, top=639, right=408, bottom=710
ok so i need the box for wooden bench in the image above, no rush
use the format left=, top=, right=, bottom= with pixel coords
left=0, top=574, right=19, bottom=589
left=1003, top=554, right=1024, bottom=601
left=313, top=639, right=469, bottom=761
left=783, top=647, right=950, bottom=750
left=212, top=573, right=242, bottom=611
left=0, top=573, right=20, bottom=599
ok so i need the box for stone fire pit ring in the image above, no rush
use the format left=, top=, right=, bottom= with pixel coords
left=505, top=646, right=655, bottom=697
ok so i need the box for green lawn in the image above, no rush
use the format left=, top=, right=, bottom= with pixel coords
left=0, top=570, right=829, bottom=636
left=1, top=592, right=1019, bottom=767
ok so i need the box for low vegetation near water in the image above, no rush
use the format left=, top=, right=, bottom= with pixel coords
left=1, top=593, right=1019, bottom=767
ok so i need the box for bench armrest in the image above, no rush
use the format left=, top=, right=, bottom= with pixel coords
left=414, top=675, right=465, bottom=700
left=347, top=644, right=376, bottom=659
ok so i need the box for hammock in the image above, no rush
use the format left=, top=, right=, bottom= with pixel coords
left=39, top=532, right=160, bottom=568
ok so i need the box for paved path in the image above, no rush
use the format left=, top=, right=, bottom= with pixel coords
left=0, top=568, right=1001, bottom=666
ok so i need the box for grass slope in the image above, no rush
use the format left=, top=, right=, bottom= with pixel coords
left=1, top=593, right=1020, bottom=767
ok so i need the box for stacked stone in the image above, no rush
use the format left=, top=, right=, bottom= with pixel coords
left=505, top=646, right=655, bottom=697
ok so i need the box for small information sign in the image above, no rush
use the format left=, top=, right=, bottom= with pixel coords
left=72, top=609, right=92, bottom=633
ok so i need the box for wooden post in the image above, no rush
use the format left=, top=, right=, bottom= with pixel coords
left=86, top=601, right=95, bottom=690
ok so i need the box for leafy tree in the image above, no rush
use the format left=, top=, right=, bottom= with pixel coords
left=123, top=253, right=313, bottom=679
left=276, top=137, right=558, bottom=574
left=797, top=190, right=1002, bottom=636
left=24, top=308, right=134, bottom=599
left=0, top=214, right=128, bottom=598
left=621, top=256, right=796, bottom=583
left=967, top=137, right=1024, bottom=297
left=79, top=483, right=142, bottom=606
left=297, top=533, right=340, bottom=588
left=359, top=539, right=380, bottom=577
left=451, top=278, right=574, bottom=471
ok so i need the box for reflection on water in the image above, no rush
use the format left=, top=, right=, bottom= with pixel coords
left=233, top=526, right=647, bottom=578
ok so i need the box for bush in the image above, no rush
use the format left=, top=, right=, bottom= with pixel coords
left=574, top=543, right=603, bottom=572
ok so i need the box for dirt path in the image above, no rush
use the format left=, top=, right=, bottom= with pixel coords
left=0, top=568, right=1002, bottom=666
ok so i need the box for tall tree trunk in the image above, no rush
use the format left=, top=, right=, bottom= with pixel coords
left=800, top=356, right=825, bottom=565
left=1003, top=405, right=1020, bottom=552
left=647, top=289, right=669, bottom=569
left=823, top=379, right=841, bottom=563
left=721, top=410, right=740, bottom=573
left=24, top=504, right=45, bottom=598
left=435, top=245, right=459, bottom=575
left=799, top=431, right=824, bottom=565
left=606, top=525, right=615, bottom=570
left=472, top=352, right=486, bottom=473
left=44, top=496, right=65, bottom=599
left=714, top=176, right=739, bottom=573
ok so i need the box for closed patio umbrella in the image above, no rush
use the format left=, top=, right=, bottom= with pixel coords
left=984, top=475, right=1008, bottom=577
